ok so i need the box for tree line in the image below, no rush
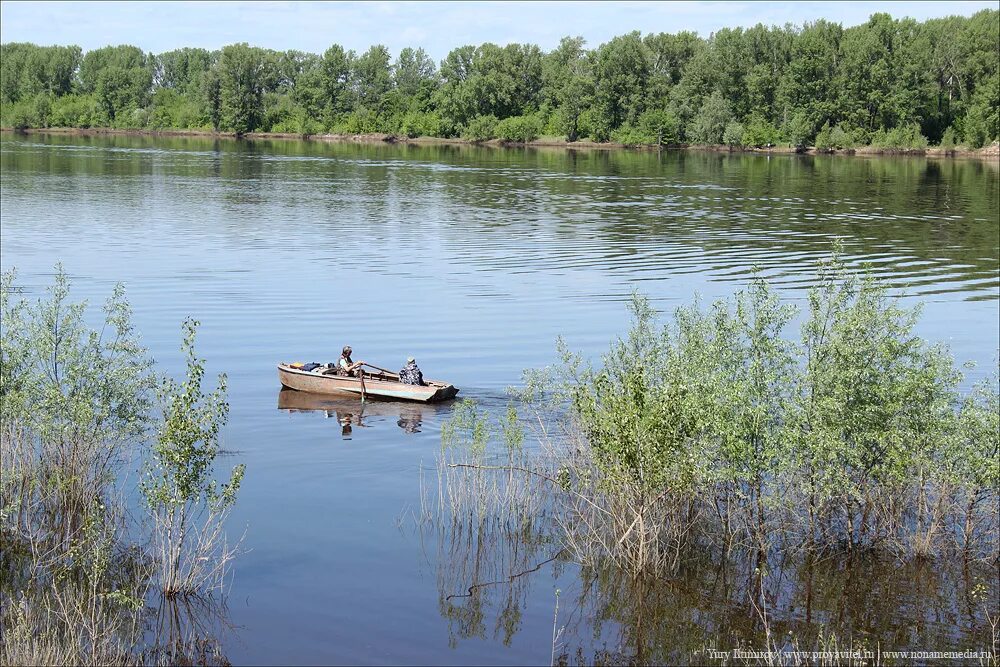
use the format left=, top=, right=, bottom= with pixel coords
left=1, top=10, right=997, bottom=148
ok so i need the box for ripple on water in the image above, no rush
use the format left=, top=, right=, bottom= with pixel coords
left=1, top=134, right=998, bottom=664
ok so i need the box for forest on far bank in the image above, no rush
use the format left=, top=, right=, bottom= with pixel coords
left=1, top=9, right=997, bottom=150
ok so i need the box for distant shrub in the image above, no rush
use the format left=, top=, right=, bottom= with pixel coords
left=543, top=106, right=563, bottom=137
left=815, top=122, right=856, bottom=151
left=870, top=123, right=928, bottom=150
left=335, top=108, right=380, bottom=134
left=496, top=114, right=542, bottom=143
left=610, top=123, right=645, bottom=146
left=260, top=92, right=295, bottom=132
left=814, top=122, right=833, bottom=150
left=962, top=74, right=999, bottom=148
left=31, top=93, right=52, bottom=128
left=638, top=109, right=679, bottom=145
left=609, top=110, right=679, bottom=147
left=49, top=94, right=100, bottom=128
left=576, top=108, right=597, bottom=142
left=741, top=114, right=781, bottom=148
left=939, top=126, right=958, bottom=150
left=147, top=89, right=204, bottom=130
left=783, top=110, right=812, bottom=148
left=118, top=107, right=150, bottom=130
left=829, top=123, right=855, bottom=149
left=2, top=100, right=34, bottom=129
left=723, top=121, right=745, bottom=148
left=462, top=114, right=498, bottom=142
left=689, top=92, right=732, bottom=145
left=399, top=110, right=442, bottom=138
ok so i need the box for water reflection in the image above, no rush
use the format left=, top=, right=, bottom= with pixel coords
left=3, top=134, right=997, bottom=301
left=144, top=594, right=234, bottom=667
left=418, top=437, right=998, bottom=664
left=422, top=501, right=999, bottom=665
left=559, top=553, right=998, bottom=665
left=277, top=388, right=440, bottom=438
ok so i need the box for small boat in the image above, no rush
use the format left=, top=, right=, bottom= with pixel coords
left=276, top=362, right=459, bottom=403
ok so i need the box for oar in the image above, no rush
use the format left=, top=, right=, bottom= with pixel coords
left=361, top=362, right=397, bottom=375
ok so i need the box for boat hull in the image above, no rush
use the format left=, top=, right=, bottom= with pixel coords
left=277, top=364, right=458, bottom=403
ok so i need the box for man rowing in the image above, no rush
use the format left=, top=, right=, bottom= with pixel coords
left=338, top=346, right=365, bottom=376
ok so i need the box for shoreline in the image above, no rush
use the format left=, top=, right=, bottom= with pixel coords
left=3, top=126, right=998, bottom=160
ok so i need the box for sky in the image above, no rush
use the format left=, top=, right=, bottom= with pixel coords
left=1, top=1, right=996, bottom=61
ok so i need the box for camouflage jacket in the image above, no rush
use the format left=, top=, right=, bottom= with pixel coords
left=398, top=361, right=424, bottom=385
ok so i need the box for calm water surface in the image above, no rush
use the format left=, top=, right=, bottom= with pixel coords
left=2, top=134, right=998, bottom=664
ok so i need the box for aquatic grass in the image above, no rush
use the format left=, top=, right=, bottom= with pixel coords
left=417, top=398, right=566, bottom=648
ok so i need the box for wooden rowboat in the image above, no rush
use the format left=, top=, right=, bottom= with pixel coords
left=277, top=363, right=459, bottom=403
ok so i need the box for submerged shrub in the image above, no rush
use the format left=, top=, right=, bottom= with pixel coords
left=1, top=268, right=245, bottom=663
left=143, top=319, right=244, bottom=597
left=1, top=266, right=155, bottom=537
left=442, top=249, right=999, bottom=577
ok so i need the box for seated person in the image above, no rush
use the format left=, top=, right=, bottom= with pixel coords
left=398, top=356, right=425, bottom=386
left=338, top=346, right=365, bottom=376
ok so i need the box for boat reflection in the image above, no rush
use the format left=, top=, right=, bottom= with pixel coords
left=277, top=388, right=447, bottom=437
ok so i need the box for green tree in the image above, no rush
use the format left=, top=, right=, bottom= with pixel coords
left=543, top=37, right=594, bottom=141
left=155, top=48, right=215, bottom=93
left=776, top=20, right=842, bottom=132
left=142, top=319, right=244, bottom=596
left=320, top=44, right=355, bottom=121
left=689, top=91, right=732, bottom=144
left=78, top=45, right=150, bottom=93
left=643, top=31, right=703, bottom=108
left=95, top=66, right=152, bottom=122
left=219, top=43, right=266, bottom=134
left=352, top=44, right=392, bottom=113
left=591, top=32, right=649, bottom=140
left=394, top=47, right=438, bottom=103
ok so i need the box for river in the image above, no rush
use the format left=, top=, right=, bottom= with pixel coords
left=1, top=133, right=997, bottom=664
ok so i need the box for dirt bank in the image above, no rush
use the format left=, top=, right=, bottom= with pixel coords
left=3, top=126, right=998, bottom=160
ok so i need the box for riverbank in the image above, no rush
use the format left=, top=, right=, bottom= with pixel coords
left=4, top=126, right=998, bottom=160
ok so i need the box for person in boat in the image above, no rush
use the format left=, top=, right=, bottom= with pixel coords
left=338, top=346, right=365, bottom=376
left=398, top=356, right=425, bottom=386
